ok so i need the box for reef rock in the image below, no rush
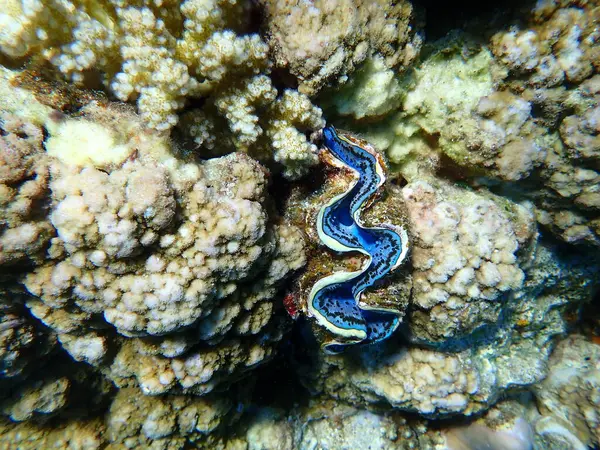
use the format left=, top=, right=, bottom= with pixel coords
left=0, top=283, right=55, bottom=388
left=105, top=387, right=236, bottom=449
left=296, top=232, right=598, bottom=417
left=403, top=179, right=535, bottom=343
left=321, top=0, right=600, bottom=246
left=533, top=335, right=600, bottom=449
left=0, top=71, right=306, bottom=396
left=0, top=111, right=53, bottom=266
left=0, top=418, right=105, bottom=450
left=260, top=0, right=422, bottom=96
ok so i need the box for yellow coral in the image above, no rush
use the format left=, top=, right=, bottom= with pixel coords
left=0, top=1, right=325, bottom=176
left=0, top=1, right=267, bottom=131
left=45, top=119, right=134, bottom=169
left=182, top=78, right=325, bottom=179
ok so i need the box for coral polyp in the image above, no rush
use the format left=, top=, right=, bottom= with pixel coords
left=307, top=126, right=409, bottom=353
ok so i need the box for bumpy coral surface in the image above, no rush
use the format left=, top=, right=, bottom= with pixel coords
left=534, top=75, right=600, bottom=246
left=323, top=0, right=599, bottom=246
left=1, top=361, right=114, bottom=433
left=0, top=1, right=325, bottom=179
left=203, top=397, right=542, bottom=449
left=403, top=179, right=535, bottom=343
left=1, top=377, right=239, bottom=449
left=487, top=0, right=600, bottom=246
left=0, top=113, right=53, bottom=266
left=1, top=0, right=254, bottom=129
left=533, top=335, right=600, bottom=449
left=261, top=0, right=422, bottom=96
left=490, top=0, right=598, bottom=86
left=1, top=376, right=70, bottom=421
left=297, top=235, right=598, bottom=417
left=0, top=0, right=257, bottom=128
left=105, top=387, right=235, bottom=449
left=1, top=0, right=600, bottom=446
left=206, top=399, right=424, bottom=450
left=300, top=402, right=416, bottom=449
left=0, top=86, right=306, bottom=396
left=0, top=418, right=105, bottom=450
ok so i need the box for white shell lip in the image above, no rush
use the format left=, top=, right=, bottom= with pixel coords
left=309, top=126, right=409, bottom=347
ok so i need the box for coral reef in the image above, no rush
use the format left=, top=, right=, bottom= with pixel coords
left=2, top=376, right=70, bottom=422
left=1, top=0, right=599, bottom=447
left=0, top=388, right=233, bottom=449
left=490, top=0, right=598, bottom=86
left=195, top=397, right=541, bottom=449
left=0, top=0, right=258, bottom=130
left=402, top=179, right=535, bottom=343
left=0, top=283, right=114, bottom=427
left=486, top=0, right=600, bottom=246
left=0, top=111, right=53, bottom=266
left=534, top=75, right=600, bottom=246
left=242, top=408, right=295, bottom=450
left=0, top=418, right=105, bottom=450
left=0, top=376, right=242, bottom=449
left=318, top=55, right=408, bottom=121
left=290, top=160, right=538, bottom=346
left=179, top=80, right=325, bottom=179
left=533, top=335, right=600, bottom=449
left=324, top=0, right=599, bottom=246
left=260, top=0, right=422, bottom=96
left=294, top=401, right=415, bottom=449
left=1, top=357, right=113, bottom=426
left=0, top=74, right=306, bottom=396
left=105, top=387, right=236, bottom=449
left=0, top=1, right=325, bottom=179
left=0, top=284, right=55, bottom=387
left=295, top=236, right=598, bottom=417
left=321, top=36, right=498, bottom=180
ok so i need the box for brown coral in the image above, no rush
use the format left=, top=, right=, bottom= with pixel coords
left=2, top=100, right=308, bottom=396
left=260, top=0, right=422, bottom=96
left=0, top=113, right=53, bottom=266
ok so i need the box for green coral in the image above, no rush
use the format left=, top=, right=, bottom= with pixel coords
left=318, top=55, right=407, bottom=120
left=320, top=36, right=496, bottom=181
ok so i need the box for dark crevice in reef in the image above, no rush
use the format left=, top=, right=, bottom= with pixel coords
left=415, top=0, right=537, bottom=41
left=268, top=167, right=328, bottom=218
left=250, top=334, right=312, bottom=411
left=269, top=66, right=300, bottom=92
left=180, top=95, right=208, bottom=113
left=246, top=0, right=265, bottom=36
left=579, top=282, right=600, bottom=342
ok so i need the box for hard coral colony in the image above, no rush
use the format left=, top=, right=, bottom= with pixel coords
left=0, top=0, right=599, bottom=449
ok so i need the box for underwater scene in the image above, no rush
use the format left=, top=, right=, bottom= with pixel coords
left=0, top=0, right=599, bottom=448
